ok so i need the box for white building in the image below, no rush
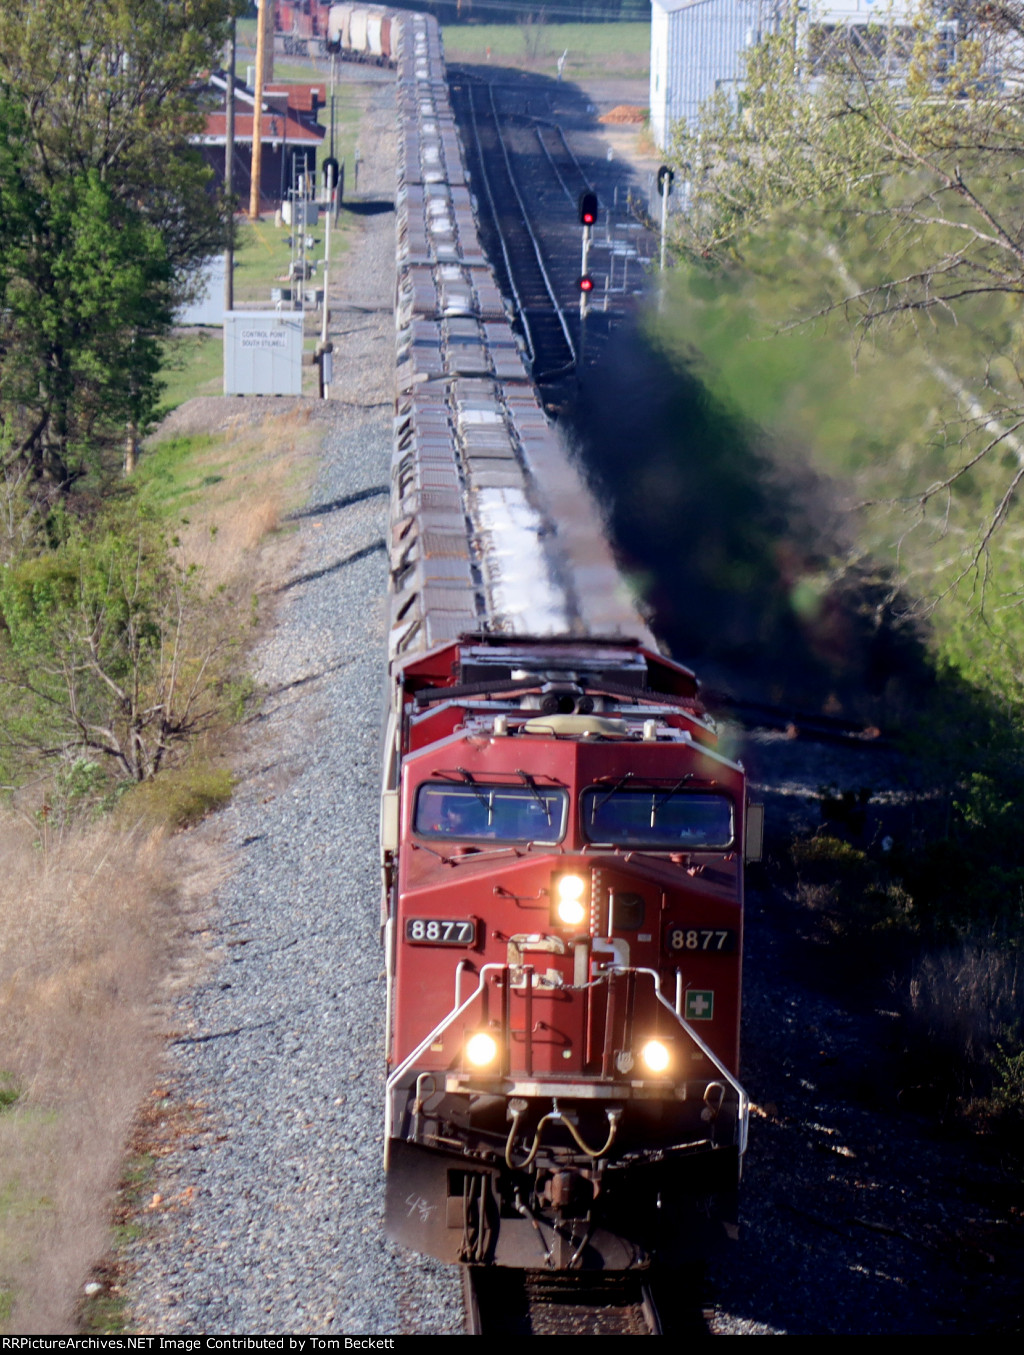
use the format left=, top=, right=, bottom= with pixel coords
left=649, top=0, right=922, bottom=149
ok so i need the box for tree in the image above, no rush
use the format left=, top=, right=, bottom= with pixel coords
left=0, top=1, right=236, bottom=489
left=667, top=2, right=1024, bottom=593
left=0, top=504, right=236, bottom=784
left=672, top=6, right=1024, bottom=288
left=1, top=100, right=174, bottom=488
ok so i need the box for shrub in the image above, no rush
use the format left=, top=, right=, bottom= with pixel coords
left=792, top=834, right=913, bottom=938
left=117, top=763, right=234, bottom=831
left=0, top=500, right=239, bottom=788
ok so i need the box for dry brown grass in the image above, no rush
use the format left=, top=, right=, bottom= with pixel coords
left=907, top=943, right=1024, bottom=1085
left=158, top=403, right=323, bottom=593
left=0, top=816, right=175, bottom=1332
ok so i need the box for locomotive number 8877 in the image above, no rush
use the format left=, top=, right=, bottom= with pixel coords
left=381, top=633, right=762, bottom=1271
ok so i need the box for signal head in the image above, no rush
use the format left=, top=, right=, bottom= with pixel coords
left=578, top=191, right=598, bottom=226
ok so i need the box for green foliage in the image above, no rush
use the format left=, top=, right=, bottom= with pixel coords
left=895, top=763, right=1024, bottom=934
left=664, top=3, right=1024, bottom=621
left=38, top=758, right=109, bottom=829
left=0, top=1, right=237, bottom=489
left=0, top=499, right=238, bottom=784
left=792, top=834, right=914, bottom=938
left=0, top=1075, right=19, bottom=1114
left=991, top=1041, right=1024, bottom=1121
left=671, top=17, right=891, bottom=262
left=118, top=763, right=234, bottom=831
left=677, top=6, right=1024, bottom=1134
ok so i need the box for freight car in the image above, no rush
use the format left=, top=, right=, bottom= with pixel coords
left=326, top=3, right=394, bottom=64
left=382, top=11, right=759, bottom=1271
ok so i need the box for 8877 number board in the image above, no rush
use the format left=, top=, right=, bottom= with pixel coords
left=665, top=925, right=737, bottom=954
left=405, top=918, right=477, bottom=945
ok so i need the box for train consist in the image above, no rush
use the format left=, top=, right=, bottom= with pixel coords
left=325, top=4, right=394, bottom=63
left=381, top=11, right=761, bottom=1272
left=273, top=1, right=398, bottom=63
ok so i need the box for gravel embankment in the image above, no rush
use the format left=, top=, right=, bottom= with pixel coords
left=126, top=75, right=463, bottom=1335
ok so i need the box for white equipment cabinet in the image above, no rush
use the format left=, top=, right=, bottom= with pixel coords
left=224, top=311, right=304, bottom=396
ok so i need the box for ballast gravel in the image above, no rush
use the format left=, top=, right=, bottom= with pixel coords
left=126, top=77, right=462, bottom=1337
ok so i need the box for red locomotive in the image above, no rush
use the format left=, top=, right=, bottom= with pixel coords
left=381, top=633, right=761, bottom=1270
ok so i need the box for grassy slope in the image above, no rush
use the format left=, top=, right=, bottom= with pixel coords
left=0, top=31, right=361, bottom=1330
left=0, top=400, right=329, bottom=1334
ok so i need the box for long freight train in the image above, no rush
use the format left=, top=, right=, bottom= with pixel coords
left=381, top=11, right=761, bottom=1271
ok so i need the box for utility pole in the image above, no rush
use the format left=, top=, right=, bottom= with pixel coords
left=249, top=0, right=267, bottom=220
left=318, top=198, right=333, bottom=399
left=225, top=15, right=236, bottom=311
left=657, top=164, right=674, bottom=273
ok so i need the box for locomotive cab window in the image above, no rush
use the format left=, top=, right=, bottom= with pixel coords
left=581, top=787, right=734, bottom=849
left=414, top=784, right=567, bottom=844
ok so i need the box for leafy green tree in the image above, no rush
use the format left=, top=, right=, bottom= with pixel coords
left=0, top=503, right=235, bottom=784
left=0, top=1, right=236, bottom=488
left=1, top=104, right=174, bottom=486
left=666, top=3, right=1024, bottom=584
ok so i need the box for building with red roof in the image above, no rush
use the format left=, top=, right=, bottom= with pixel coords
left=198, top=73, right=326, bottom=210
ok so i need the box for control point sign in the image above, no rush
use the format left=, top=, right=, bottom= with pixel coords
left=224, top=311, right=304, bottom=396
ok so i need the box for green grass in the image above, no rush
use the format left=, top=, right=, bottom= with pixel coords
left=236, top=14, right=651, bottom=81
left=158, top=332, right=224, bottom=413
left=231, top=214, right=340, bottom=305
left=0, top=1076, right=19, bottom=1114
left=118, top=765, right=236, bottom=831
left=442, top=21, right=650, bottom=80
left=136, top=433, right=221, bottom=514
left=0, top=1104, right=60, bottom=1332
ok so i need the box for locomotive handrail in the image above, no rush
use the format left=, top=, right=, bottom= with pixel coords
left=628, top=965, right=749, bottom=1156
left=384, top=963, right=507, bottom=1160
left=384, top=962, right=748, bottom=1159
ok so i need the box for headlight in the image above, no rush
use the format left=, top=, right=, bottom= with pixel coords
left=555, top=873, right=587, bottom=926
left=640, top=1039, right=671, bottom=1075
left=466, top=1031, right=499, bottom=1068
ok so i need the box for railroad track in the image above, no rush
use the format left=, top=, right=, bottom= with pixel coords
left=463, top=1264, right=719, bottom=1336
left=535, top=121, right=593, bottom=210
left=705, top=690, right=889, bottom=748
left=449, top=70, right=654, bottom=390
left=464, top=1267, right=662, bottom=1336
left=450, top=76, right=577, bottom=383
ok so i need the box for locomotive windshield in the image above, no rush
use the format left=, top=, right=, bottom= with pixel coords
left=581, top=787, right=734, bottom=849
left=415, top=783, right=567, bottom=844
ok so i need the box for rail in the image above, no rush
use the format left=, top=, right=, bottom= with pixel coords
left=457, top=77, right=576, bottom=380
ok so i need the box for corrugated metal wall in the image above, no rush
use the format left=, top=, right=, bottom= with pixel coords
left=651, top=0, right=778, bottom=148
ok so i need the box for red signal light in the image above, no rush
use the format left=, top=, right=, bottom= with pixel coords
left=578, top=191, right=598, bottom=227
left=578, top=275, right=594, bottom=293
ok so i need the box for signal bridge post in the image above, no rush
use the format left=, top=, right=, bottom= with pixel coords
left=577, top=192, right=598, bottom=364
